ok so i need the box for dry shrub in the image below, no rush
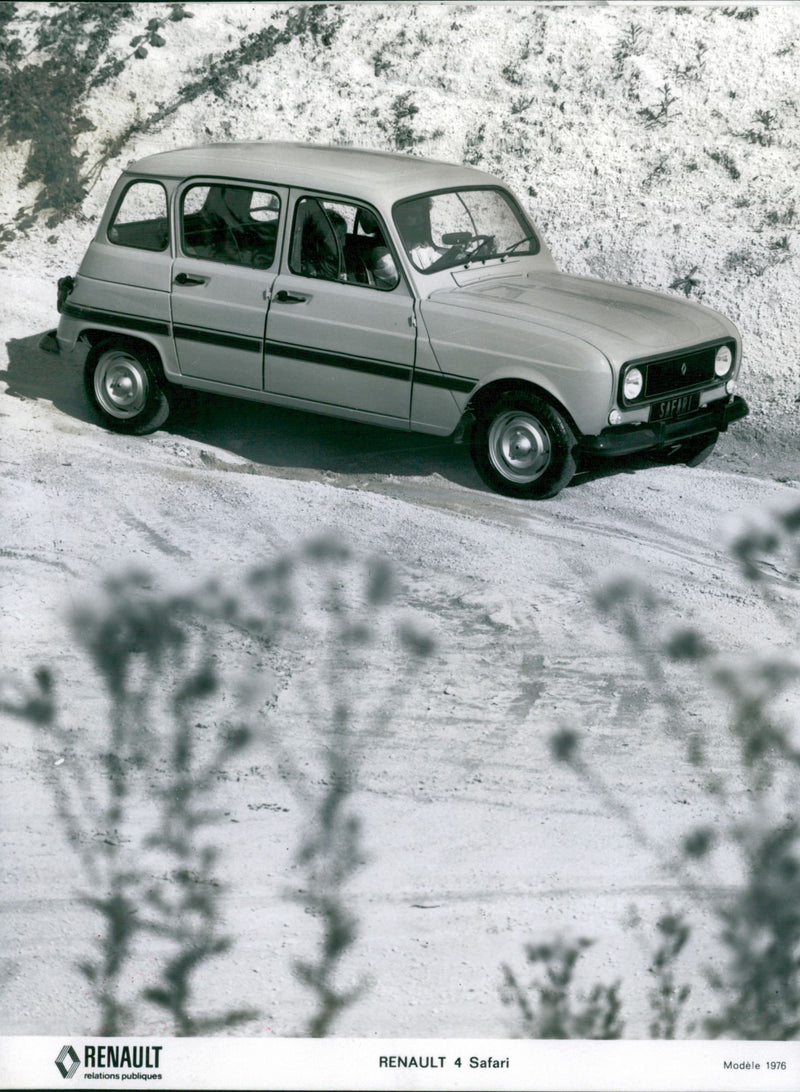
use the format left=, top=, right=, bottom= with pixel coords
left=505, top=502, right=800, bottom=1039
left=1, top=536, right=433, bottom=1036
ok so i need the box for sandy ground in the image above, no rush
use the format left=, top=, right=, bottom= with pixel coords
left=2, top=268, right=800, bottom=1040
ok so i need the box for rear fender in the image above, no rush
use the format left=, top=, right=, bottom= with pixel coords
left=55, top=272, right=180, bottom=380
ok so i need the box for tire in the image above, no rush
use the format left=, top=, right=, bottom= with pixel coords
left=84, top=340, right=170, bottom=434
left=470, top=391, right=577, bottom=499
left=653, top=431, right=718, bottom=468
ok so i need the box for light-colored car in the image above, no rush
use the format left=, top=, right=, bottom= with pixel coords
left=42, top=142, right=748, bottom=498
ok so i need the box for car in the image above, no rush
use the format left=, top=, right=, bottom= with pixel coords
left=41, top=141, right=748, bottom=499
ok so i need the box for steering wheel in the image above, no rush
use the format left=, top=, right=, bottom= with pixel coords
left=464, top=233, right=495, bottom=260
left=426, top=233, right=495, bottom=272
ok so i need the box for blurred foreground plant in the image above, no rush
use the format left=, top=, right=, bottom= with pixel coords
left=1, top=536, right=433, bottom=1036
left=251, top=539, right=434, bottom=1036
left=505, top=501, right=800, bottom=1039
left=2, top=571, right=265, bottom=1034
left=501, top=938, right=622, bottom=1039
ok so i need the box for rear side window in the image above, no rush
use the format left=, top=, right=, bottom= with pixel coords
left=181, top=184, right=281, bottom=269
left=107, top=180, right=169, bottom=252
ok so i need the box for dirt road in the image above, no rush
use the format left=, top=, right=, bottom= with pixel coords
left=2, top=273, right=799, bottom=1037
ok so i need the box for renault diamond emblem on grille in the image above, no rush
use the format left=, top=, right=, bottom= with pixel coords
left=55, top=1045, right=80, bottom=1079
left=680, top=361, right=688, bottom=375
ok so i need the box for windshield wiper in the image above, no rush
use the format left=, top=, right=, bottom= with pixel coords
left=492, top=233, right=537, bottom=261
left=462, top=232, right=537, bottom=268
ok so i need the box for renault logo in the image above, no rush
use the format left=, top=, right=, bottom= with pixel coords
left=680, top=361, right=688, bottom=376
left=55, top=1045, right=80, bottom=1079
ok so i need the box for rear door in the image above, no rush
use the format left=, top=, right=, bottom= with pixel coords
left=264, top=193, right=416, bottom=423
left=170, top=181, right=287, bottom=390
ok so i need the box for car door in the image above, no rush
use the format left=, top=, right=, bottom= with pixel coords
left=170, top=181, right=287, bottom=390
left=264, top=193, right=416, bottom=423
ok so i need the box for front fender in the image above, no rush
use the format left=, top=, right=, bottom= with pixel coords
left=467, top=362, right=611, bottom=436
left=420, top=299, right=614, bottom=436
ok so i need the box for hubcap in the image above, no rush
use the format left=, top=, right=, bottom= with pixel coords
left=488, top=410, right=551, bottom=484
left=94, top=351, right=148, bottom=419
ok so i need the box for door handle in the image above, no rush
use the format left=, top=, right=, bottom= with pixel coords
left=174, top=272, right=207, bottom=286
left=274, top=289, right=309, bottom=304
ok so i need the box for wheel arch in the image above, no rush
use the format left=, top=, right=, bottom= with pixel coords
left=83, top=334, right=172, bottom=434
left=82, top=329, right=169, bottom=385
left=464, top=377, right=583, bottom=441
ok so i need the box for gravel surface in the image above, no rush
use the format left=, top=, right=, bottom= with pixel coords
left=2, top=270, right=799, bottom=1038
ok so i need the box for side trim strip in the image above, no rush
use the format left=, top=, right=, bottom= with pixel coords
left=61, top=302, right=170, bottom=337
left=265, top=339, right=411, bottom=383
left=414, top=368, right=475, bottom=394
left=174, top=323, right=262, bottom=354
left=63, top=304, right=477, bottom=395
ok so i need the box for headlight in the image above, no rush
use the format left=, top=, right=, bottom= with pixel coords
left=715, top=345, right=733, bottom=377
left=623, top=366, right=644, bottom=401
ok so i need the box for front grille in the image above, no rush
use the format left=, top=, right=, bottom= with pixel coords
left=644, top=345, right=717, bottom=398
left=620, top=339, right=735, bottom=407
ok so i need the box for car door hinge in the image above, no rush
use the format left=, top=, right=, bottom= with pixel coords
left=409, top=313, right=417, bottom=328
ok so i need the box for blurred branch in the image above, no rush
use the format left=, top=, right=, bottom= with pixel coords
left=7, top=536, right=433, bottom=1037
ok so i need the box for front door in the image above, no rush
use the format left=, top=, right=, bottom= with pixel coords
left=171, top=181, right=286, bottom=390
left=264, top=194, right=415, bottom=423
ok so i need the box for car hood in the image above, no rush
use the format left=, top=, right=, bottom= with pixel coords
left=430, top=271, right=736, bottom=361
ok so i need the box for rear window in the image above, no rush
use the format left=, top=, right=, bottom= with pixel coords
left=107, top=180, right=169, bottom=252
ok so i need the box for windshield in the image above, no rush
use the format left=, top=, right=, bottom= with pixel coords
left=393, top=187, right=539, bottom=274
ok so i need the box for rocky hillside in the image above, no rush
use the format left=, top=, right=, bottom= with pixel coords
left=1, top=1, right=798, bottom=448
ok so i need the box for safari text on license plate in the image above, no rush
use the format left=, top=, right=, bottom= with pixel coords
left=650, top=392, right=700, bottom=422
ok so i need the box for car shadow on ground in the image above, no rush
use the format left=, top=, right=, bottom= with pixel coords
left=4, top=332, right=669, bottom=497
left=3, top=333, right=93, bottom=422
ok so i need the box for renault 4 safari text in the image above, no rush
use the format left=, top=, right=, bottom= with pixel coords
left=42, top=142, right=748, bottom=499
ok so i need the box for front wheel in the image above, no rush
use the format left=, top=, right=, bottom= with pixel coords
left=84, top=340, right=170, bottom=434
left=470, top=392, right=577, bottom=499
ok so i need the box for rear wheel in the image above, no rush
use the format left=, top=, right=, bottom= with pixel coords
left=470, top=391, right=577, bottom=499
left=84, top=340, right=170, bottom=434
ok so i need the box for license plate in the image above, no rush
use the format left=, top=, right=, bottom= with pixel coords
left=650, top=392, right=700, bottom=421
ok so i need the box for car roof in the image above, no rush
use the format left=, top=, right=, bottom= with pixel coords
left=125, top=142, right=505, bottom=207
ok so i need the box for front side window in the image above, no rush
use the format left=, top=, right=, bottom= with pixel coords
left=181, top=183, right=281, bottom=269
left=107, top=180, right=169, bottom=252
left=394, top=187, right=539, bottom=273
left=289, top=197, right=400, bottom=290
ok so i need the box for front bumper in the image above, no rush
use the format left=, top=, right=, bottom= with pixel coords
left=577, top=395, right=749, bottom=457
